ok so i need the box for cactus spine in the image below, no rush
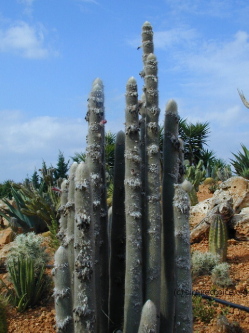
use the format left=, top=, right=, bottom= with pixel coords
left=209, top=214, right=228, bottom=262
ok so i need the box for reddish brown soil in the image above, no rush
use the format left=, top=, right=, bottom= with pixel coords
left=192, top=239, right=249, bottom=332
left=2, top=185, right=249, bottom=332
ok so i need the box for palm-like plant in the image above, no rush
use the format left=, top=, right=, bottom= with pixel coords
left=230, top=144, right=249, bottom=179
left=71, top=152, right=86, bottom=163
left=179, top=119, right=210, bottom=166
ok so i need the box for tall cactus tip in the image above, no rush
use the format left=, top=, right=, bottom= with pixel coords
left=92, top=78, right=104, bottom=90
left=74, top=161, right=86, bottom=182
left=69, top=161, right=78, bottom=172
left=92, top=77, right=103, bottom=85
left=143, top=299, right=156, bottom=311
left=166, top=99, right=178, bottom=115
left=54, top=245, right=68, bottom=263
left=143, top=21, right=152, bottom=28
left=127, top=76, right=137, bottom=85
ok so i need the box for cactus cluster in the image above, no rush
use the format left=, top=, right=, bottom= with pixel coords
left=209, top=214, right=228, bottom=262
left=185, top=160, right=206, bottom=205
left=53, top=22, right=193, bottom=333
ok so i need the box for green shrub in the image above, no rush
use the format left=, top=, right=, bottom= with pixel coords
left=230, top=144, right=249, bottom=179
left=192, top=295, right=217, bottom=323
left=4, top=232, right=52, bottom=312
left=191, top=251, right=220, bottom=278
left=47, top=218, right=60, bottom=249
left=7, top=256, right=50, bottom=312
left=6, top=232, right=50, bottom=271
left=211, top=263, right=233, bottom=288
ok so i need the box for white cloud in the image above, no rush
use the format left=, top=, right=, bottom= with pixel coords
left=207, top=105, right=249, bottom=127
left=154, top=28, right=198, bottom=49
left=165, top=29, right=249, bottom=105
left=0, top=111, right=88, bottom=182
left=0, top=21, right=55, bottom=59
left=164, top=0, right=247, bottom=19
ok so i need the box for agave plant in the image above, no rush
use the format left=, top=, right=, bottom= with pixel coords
left=0, top=186, right=46, bottom=232
left=0, top=180, right=60, bottom=232
left=230, top=144, right=249, bottom=179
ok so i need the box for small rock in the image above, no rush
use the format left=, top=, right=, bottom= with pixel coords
left=0, top=227, right=14, bottom=245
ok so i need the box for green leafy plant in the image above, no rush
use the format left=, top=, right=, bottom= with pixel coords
left=47, top=217, right=60, bottom=249
left=191, top=251, right=220, bottom=278
left=0, top=179, right=60, bottom=233
left=230, top=144, right=249, bottom=179
left=0, top=186, right=46, bottom=232
left=209, top=158, right=232, bottom=181
left=211, top=263, right=233, bottom=288
left=192, top=295, right=217, bottom=323
left=185, top=160, right=206, bottom=205
left=179, top=119, right=210, bottom=167
left=17, top=181, right=60, bottom=229
left=3, top=232, right=52, bottom=312
left=7, top=256, right=50, bottom=312
left=0, top=179, right=15, bottom=199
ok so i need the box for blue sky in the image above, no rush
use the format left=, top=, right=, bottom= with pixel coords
left=1, top=0, right=249, bottom=182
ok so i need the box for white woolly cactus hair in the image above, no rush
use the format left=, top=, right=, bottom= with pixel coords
left=166, top=99, right=178, bottom=115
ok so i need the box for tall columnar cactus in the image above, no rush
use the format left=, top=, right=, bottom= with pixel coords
left=53, top=246, right=74, bottom=333
left=65, top=162, right=78, bottom=295
left=57, top=179, right=69, bottom=244
left=73, top=162, right=96, bottom=332
left=161, top=99, right=180, bottom=332
left=123, top=77, right=143, bottom=333
left=209, top=214, right=228, bottom=262
left=85, top=78, right=108, bottom=331
left=173, top=183, right=193, bottom=332
left=108, top=130, right=125, bottom=332
left=54, top=21, right=193, bottom=333
left=141, top=22, right=161, bottom=318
